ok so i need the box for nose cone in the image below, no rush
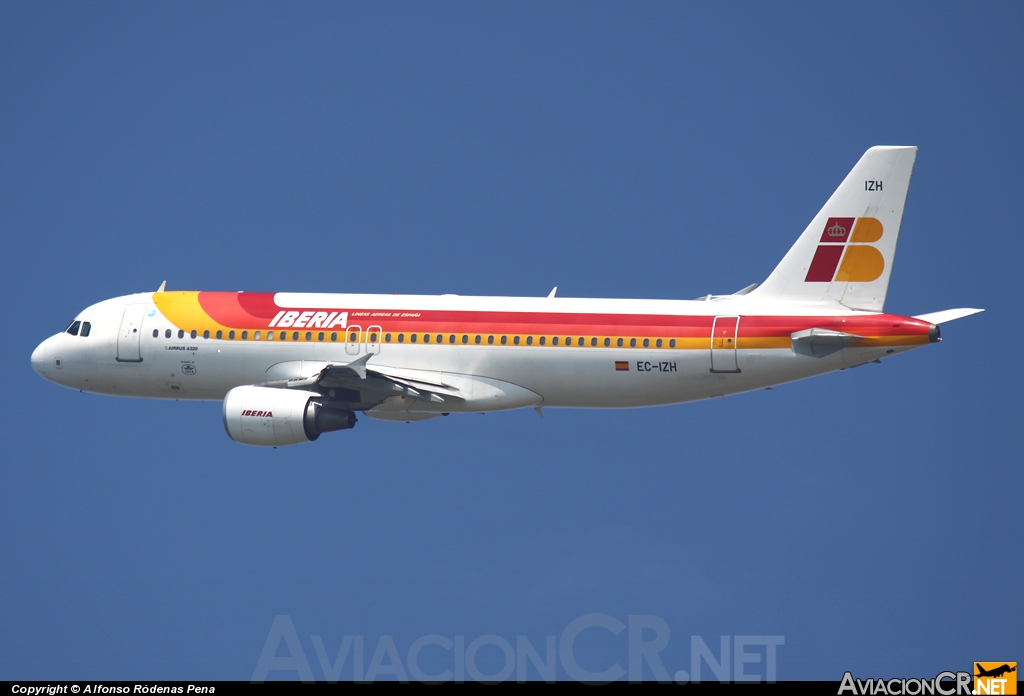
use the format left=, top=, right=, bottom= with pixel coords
left=31, top=335, right=59, bottom=380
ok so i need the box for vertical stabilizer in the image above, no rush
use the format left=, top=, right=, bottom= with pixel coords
left=750, top=146, right=917, bottom=311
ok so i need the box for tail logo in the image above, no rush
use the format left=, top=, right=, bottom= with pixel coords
left=805, top=217, right=885, bottom=283
left=826, top=221, right=848, bottom=238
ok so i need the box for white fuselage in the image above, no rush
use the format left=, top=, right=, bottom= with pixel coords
left=31, top=291, right=934, bottom=416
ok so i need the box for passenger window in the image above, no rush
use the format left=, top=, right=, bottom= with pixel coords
left=578, top=337, right=584, bottom=346
left=501, top=336, right=507, bottom=345
left=191, top=330, right=197, bottom=339
left=487, top=335, right=494, bottom=344
left=216, top=330, right=223, bottom=339
left=591, top=337, right=597, bottom=347
left=203, top=330, right=210, bottom=339
left=669, top=338, right=676, bottom=348
left=242, top=331, right=248, bottom=340
left=436, top=334, right=442, bottom=343
left=617, top=338, right=623, bottom=347
left=80, top=322, right=90, bottom=337
left=539, top=336, right=546, bottom=345
left=178, top=329, right=185, bottom=339
left=318, top=332, right=324, bottom=341
left=398, top=334, right=405, bottom=343
left=449, top=335, right=455, bottom=344
left=280, top=331, right=286, bottom=340
left=552, top=337, right=558, bottom=346
left=373, top=333, right=380, bottom=342
left=643, top=338, right=650, bottom=348
left=305, top=331, right=312, bottom=341
left=289, top=332, right=297, bottom=341
left=474, top=335, right=481, bottom=344
left=604, top=338, right=610, bottom=347
left=165, top=329, right=172, bottom=339
left=229, top=330, right=236, bottom=339
left=411, top=333, right=417, bottom=343
left=462, top=335, right=468, bottom=344
left=153, top=329, right=159, bottom=338
left=527, top=336, right=533, bottom=345
left=331, top=332, right=338, bottom=341
left=514, top=336, right=520, bottom=345
left=256, top=331, right=263, bottom=340
left=423, top=334, right=429, bottom=343
left=66, top=320, right=81, bottom=336
left=349, top=331, right=358, bottom=342
left=630, top=338, right=636, bottom=347
left=656, top=338, right=662, bottom=348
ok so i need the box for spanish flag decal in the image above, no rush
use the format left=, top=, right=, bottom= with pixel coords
left=615, top=361, right=629, bottom=371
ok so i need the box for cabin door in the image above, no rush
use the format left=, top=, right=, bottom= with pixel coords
left=710, top=316, right=740, bottom=373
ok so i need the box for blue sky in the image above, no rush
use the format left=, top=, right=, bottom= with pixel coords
left=2, top=2, right=1020, bottom=681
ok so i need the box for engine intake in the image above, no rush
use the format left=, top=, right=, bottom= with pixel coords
left=223, top=385, right=356, bottom=446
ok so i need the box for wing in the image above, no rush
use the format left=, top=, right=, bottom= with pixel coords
left=261, top=355, right=465, bottom=407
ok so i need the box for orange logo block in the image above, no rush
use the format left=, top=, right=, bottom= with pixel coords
left=975, top=662, right=1017, bottom=695
left=805, top=217, right=885, bottom=283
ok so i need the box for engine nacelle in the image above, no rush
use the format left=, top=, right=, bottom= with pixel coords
left=223, top=385, right=356, bottom=447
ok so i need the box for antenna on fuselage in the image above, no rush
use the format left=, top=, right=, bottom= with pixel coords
left=156, top=280, right=167, bottom=292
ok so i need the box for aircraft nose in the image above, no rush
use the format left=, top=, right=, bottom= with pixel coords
left=31, top=335, right=59, bottom=380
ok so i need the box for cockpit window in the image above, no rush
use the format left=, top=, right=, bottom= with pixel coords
left=66, top=321, right=81, bottom=336
left=80, top=322, right=91, bottom=337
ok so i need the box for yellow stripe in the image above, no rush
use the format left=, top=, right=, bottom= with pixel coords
left=153, top=292, right=232, bottom=333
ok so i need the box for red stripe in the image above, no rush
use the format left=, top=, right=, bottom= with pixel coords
left=190, top=293, right=932, bottom=338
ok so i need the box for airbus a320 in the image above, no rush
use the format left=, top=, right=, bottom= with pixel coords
left=32, top=146, right=982, bottom=446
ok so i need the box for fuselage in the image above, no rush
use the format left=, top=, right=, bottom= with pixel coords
left=31, top=290, right=937, bottom=413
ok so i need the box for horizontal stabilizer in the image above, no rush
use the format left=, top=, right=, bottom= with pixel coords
left=913, top=308, right=984, bottom=325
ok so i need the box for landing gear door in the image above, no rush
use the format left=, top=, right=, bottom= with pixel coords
left=710, top=316, right=740, bottom=373
left=367, top=325, right=382, bottom=355
left=116, top=305, right=148, bottom=362
left=346, top=325, right=362, bottom=355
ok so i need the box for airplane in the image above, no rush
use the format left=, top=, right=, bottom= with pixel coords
left=975, top=664, right=1016, bottom=679
left=31, top=146, right=982, bottom=447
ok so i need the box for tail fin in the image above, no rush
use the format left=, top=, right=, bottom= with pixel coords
left=750, top=146, right=917, bottom=312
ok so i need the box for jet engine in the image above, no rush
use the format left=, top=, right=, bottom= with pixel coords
left=223, top=385, right=356, bottom=447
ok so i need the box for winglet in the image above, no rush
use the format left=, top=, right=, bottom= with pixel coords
left=547, top=287, right=557, bottom=298
left=157, top=280, right=167, bottom=293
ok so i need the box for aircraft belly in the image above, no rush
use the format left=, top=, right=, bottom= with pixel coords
left=106, top=338, right=923, bottom=405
